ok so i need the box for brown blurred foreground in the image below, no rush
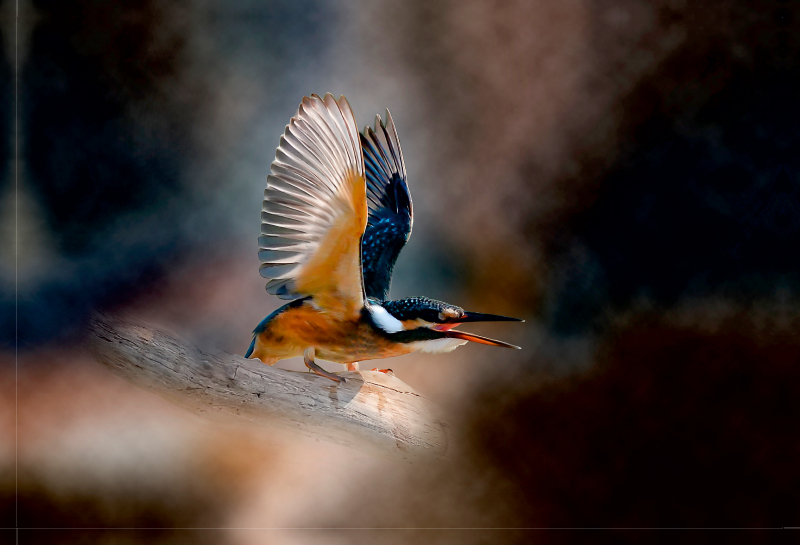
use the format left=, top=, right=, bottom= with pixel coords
left=4, top=307, right=797, bottom=544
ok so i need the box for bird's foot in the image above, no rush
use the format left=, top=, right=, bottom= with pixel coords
left=371, top=368, right=394, bottom=376
left=304, top=348, right=346, bottom=384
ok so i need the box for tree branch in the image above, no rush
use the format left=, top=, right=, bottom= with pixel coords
left=88, top=313, right=448, bottom=461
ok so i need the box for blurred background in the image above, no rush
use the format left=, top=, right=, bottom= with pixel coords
left=2, top=0, right=800, bottom=543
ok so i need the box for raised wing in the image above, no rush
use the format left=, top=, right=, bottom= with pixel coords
left=259, top=93, right=367, bottom=318
left=360, top=111, right=413, bottom=301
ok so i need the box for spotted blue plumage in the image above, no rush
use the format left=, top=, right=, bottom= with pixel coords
left=381, top=297, right=463, bottom=322
left=360, top=111, right=413, bottom=301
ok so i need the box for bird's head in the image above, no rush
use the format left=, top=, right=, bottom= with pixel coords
left=366, top=297, right=523, bottom=351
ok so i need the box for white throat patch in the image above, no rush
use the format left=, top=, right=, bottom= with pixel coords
left=368, top=304, right=405, bottom=333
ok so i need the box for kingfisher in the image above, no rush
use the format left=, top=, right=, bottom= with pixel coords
left=245, top=93, right=522, bottom=383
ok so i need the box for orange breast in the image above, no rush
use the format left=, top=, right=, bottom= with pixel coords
left=250, top=303, right=414, bottom=365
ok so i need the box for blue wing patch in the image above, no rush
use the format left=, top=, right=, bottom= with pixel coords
left=360, top=111, right=413, bottom=301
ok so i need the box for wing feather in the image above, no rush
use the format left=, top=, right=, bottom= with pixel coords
left=360, top=110, right=413, bottom=300
left=259, top=93, right=367, bottom=317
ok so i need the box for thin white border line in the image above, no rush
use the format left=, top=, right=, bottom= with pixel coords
left=14, top=0, right=19, bottom=535
left=0, top=526, right=800, bottom=531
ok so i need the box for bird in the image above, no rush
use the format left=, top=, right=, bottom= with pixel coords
left=245, top=93, right=522, bottom=383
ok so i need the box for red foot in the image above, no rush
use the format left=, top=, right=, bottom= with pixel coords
left=371, top=368, right=394, bottom=376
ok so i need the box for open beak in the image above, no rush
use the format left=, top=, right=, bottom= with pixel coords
left=444, top=329, right=521, bottom=349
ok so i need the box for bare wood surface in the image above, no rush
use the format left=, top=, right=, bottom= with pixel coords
left=87, top=313, right=448, bottom=461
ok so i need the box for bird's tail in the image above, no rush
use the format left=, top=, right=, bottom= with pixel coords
left=244, top=335, right=256, bottom=359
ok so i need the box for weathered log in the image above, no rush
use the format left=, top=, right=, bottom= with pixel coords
left=87, top=313, right=448, bottom=461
